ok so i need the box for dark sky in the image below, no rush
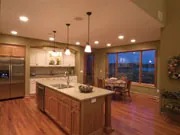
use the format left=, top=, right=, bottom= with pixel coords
left=109, top=50, right=155, bottom=64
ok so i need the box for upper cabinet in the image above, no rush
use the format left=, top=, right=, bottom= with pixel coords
left=63, top=53, right=75, bottom=67
left=0, top=45, right=25, bottom=57
left=0, top=45, right=12, bottom=56
left=30, top=48, right=75, bottom=67
left=11, top=46, right=25, bottom=57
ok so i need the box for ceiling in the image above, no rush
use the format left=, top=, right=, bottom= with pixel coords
left=0, top=0, right=161, bottom=48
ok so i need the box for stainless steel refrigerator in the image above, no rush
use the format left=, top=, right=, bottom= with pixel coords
left=0, top=57, right=25, bottom=100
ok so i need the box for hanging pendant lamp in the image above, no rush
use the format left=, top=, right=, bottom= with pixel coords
left=84, top=12, right=92, bottom=53
left=65, top=23, right=71, bottom=55
left=51, top=30, right=59, bottom=57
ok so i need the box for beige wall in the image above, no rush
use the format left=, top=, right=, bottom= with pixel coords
left=159, top=0, right=180, bottom=91
left=94, top=41, right=160, bottom=96
left=0, top=34, right=85, bottom=95
left=132, top=0, right=165, bottom=25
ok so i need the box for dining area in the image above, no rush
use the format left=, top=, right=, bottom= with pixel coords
left=97, top=77, right=132, bottom=101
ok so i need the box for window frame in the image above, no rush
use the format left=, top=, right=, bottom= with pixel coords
left=106, top=49, right=157, bottom=87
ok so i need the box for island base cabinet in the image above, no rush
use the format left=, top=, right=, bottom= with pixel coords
left=44, top=87, right=105, bottom=135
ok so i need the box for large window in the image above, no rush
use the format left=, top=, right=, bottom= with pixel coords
left=107, top=50, right=156, bottom=85
left=118, top=52, right=140, bottom=82
left=107, top=54, right=116, bottom=77
left=142, top=50, right=156, bottom=84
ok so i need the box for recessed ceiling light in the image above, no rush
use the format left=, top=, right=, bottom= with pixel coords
left=118, top=35, right=124, bottom=39
left=94, top=41, right=99, bottom=44
left=19, top=16, right=29, bottom=22
left=11, top=31, right=18, bottom=35
left=131, top=39, right=136, bottom=43
left=49, top=37, right=54, bottom=41
left=76, top=42, right=80, bottom=45
left=107, top=43, right=111, bottom=47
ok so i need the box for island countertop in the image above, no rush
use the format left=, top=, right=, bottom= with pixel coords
left=36, top=80, right=114, bottom=101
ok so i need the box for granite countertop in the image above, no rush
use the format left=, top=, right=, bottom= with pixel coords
left=36, top=80, right=114, bottom=101
left=30, top=75, right=76, bottom=78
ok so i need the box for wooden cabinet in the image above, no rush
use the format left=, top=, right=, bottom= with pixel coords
left=0, top=45, right=12, bottom=56
left=11, top=46, right=25, bottom=57
left=45, top=87, right=80, bottom=135
left=45, top=88, right=58, bottom=120
left=71, top=108, right=80, bottom=135
left=0, top=45, right=25, bottom=57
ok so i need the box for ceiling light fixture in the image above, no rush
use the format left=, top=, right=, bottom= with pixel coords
left=76, top=42, right=80, bottom=45
left=49, top=37, right=54, bottom=41
left=107, top=43, right=111, bottom=47
left=118, top=35, right=124, bottom=39
left=11, top=31, right=18, bottom=35
left=84, top=12, right=92, bottom=53
left=50, top=30, right=59, bottom=57
left=19, top=16, right=29, bottom=22
left=94, top=41, right=99, bottom=44
left=64, top=24, right=71, bottom=55
left=131, top=39, right=136, bottom=43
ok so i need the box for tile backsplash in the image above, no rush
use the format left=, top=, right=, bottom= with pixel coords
left=30, top=67, right=75, bottom=76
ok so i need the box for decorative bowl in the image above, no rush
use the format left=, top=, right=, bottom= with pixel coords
left=79, top=85, right=93, bottom=93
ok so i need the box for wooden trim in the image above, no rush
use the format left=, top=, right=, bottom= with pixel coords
left=115, top=53, right=118, bottom=77
left=132, top=82, right=156, bottom=88
left=0, top=43, right=26, bottom=47
left=154, top=50, right=157, bottom=87
left=105, top=54, right=108, bottom=78
left=139, top=51, right=142, bottom=83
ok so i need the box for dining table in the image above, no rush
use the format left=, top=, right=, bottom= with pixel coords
left=104, top=78, right=127, bottom=91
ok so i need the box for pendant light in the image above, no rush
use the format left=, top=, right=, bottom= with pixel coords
left=50, top=30, right=59, bottom=57
left=65, top=24, right=71, bottom=55
left=84, top=12, right=92, bottom=53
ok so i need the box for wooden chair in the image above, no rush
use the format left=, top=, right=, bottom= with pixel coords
left=97, top=78, right=104, bottom=88
left=114, top=80, right=132, bottom=100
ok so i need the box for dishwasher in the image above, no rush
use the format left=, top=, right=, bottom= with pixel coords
left=36, top=83, right=45, bottom=112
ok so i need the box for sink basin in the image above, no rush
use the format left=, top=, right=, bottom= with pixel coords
left=50, top=84, right=73, bottom=89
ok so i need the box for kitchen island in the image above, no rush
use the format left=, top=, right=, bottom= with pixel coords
left=36, top=80, right=114, bottom=135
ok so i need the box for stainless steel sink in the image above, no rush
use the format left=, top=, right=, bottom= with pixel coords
left=50, top=84, right=73, bottom=89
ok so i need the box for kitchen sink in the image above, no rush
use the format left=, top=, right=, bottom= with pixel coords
left=50, top=84, right=73, bottom=89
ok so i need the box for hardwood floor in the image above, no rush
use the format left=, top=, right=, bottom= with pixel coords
left=0, top=93, right=180, bottom=135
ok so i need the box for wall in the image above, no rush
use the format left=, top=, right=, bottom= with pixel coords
left=94, top=41, right=160, bottom=96
left=131, top=0, right=165, bottom=25
left=159, top=0, right=180, bottom=91
left=0, top=34, right=85, bottom=95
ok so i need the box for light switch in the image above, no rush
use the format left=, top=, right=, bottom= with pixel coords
left=91, top=98, right=96, bottom=103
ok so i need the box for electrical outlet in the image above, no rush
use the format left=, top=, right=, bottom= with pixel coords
left=91, top=98, right=96, bottom=103
left=157, top=89, right=160, bottom=93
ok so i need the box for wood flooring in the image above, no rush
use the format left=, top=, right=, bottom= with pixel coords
left=0, top=93, right=180, bottom=135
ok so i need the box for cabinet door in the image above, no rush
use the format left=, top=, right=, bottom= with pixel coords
left=30, top=49, right=37, bottom=66
left=71, top=108, right=80, bottom=135
left=63, top=53, right=75, bottom=66
left=36, top=49, right=46, bottom=66
left=63, top=103, right=72, bottom=134
left=11, top=46, right=25, bottom=57
left=45, top=89, right=58, bottom=120
left=57, top=98, right=64, bottom=127
left=0, top=45, right=12, bottom=56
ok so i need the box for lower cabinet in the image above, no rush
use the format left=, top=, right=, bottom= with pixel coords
left=45, top=87, right=80, bottom=135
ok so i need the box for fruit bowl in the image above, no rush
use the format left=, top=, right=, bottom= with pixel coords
left=79, top=85, right=93, bottom=93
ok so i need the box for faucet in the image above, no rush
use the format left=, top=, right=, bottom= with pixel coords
left=65, top=70, right=70, bottom=88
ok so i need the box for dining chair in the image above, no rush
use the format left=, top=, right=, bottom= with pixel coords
left=114, top=80, right=132, bottom=100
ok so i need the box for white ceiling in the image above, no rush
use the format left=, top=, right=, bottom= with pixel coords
left=0, top=0, right=161, bottom=48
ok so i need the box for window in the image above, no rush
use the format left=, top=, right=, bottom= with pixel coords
left=107, top=50, right=156, bottom=85
left=107, top=53, right=116, bottom=77
left=118, top=52, right=140, bottom=82
left=142, top=50, right=156, bottom=84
